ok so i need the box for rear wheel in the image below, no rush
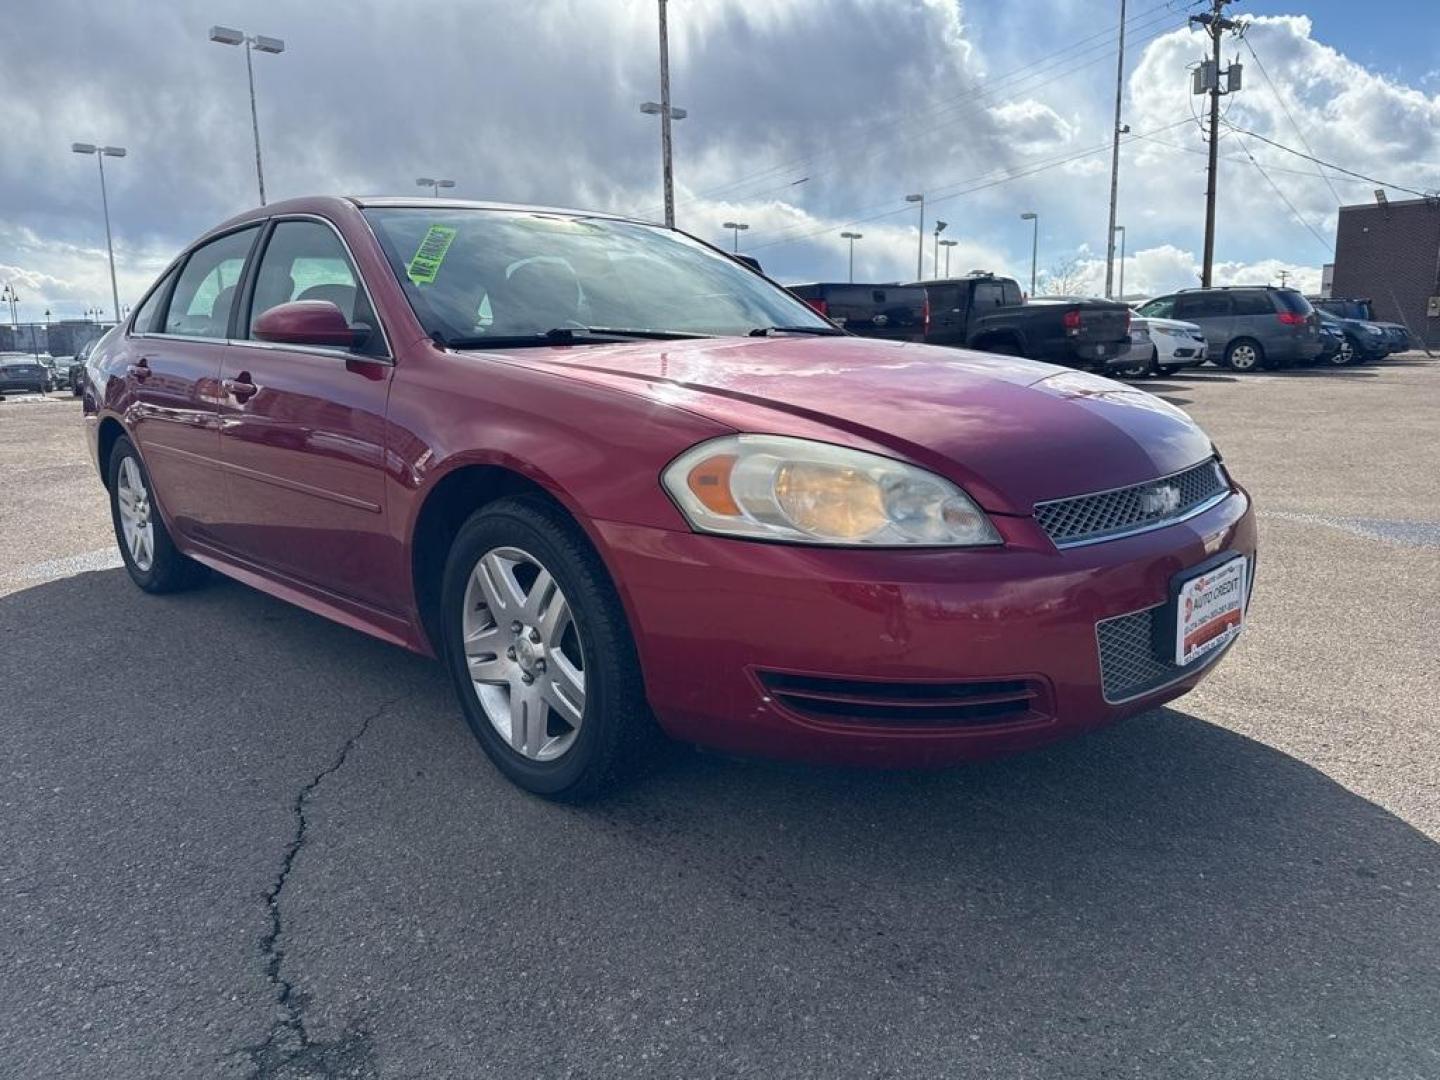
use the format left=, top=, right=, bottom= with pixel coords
left=1224, top=338, right=1264, bottom=372
left=440, top=496, right=658, bottom=799
left=107, top=436, right=208, bottom=593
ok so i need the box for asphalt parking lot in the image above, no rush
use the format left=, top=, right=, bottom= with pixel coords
left=2, top=359, right=1438, bottom=1079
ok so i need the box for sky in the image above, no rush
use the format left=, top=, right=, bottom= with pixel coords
left=1, top=0, right=1438, bottom=323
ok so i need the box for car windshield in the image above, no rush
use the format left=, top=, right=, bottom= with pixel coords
left=363, top=207, right=833, bottom=345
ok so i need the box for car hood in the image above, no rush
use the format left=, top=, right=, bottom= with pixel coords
left=1134, top=316, right=1202, bottom=334
left=502, top=335, right=1216, bottom=515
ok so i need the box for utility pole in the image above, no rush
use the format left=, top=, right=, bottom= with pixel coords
left=1104, top=0, right=1127, bottom=299
left=1191, top=0, right=1242, bottom=287
left=639, top=1, right=686, bottom=228
left=1277, top=269, right=1290, bottom=287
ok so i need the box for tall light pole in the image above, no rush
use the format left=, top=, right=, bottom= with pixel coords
left=71, top=143, right=126, bottom=323
left=840, top=231, right=863, bottom=282
left=1113, top=225, right=1127, bottom=299
left=932, top=220, right=948, bottom=278
left=1020, top=212, right=1039, bottom=297
left=209, top=25, right=285, bottom=206
left=1103, top=0, right=1127, bottom=298
left=722, top=221, right=749, bottom=252
left=417, top=177, right=456, bottom=198
left=905, top=194, right=925, bottom=280
left=1, top=284, right=18, bottom=329
left=939, top=238, right=958, bottom=278
left=640, top=0, right=686, bottom=228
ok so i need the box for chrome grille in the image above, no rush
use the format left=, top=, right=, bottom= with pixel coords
left=1034, top=459, right=1228, bottom=548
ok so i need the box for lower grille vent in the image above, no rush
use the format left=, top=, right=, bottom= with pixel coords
left=757, top=672, right=1048, bottom=729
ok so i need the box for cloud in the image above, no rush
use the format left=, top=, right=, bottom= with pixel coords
left=1064, top=242, right=1321, bottom=299
left=0, top=3, right=1435, bottom=321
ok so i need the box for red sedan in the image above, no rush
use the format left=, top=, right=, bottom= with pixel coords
left=83, top=197, right=1255, bottom=797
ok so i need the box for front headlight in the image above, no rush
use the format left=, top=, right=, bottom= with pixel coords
left=1364, top=325, right=1383, bottom=336
left=661, top=435, right=1000, bottom=547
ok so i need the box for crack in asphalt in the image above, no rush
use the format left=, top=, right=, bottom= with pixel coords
left=238, top=695, right=407, bottom=1079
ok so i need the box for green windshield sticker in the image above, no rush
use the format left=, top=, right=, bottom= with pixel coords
left=407, top=225, right=457, bottom=285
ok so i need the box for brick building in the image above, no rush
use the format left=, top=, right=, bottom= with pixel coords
left=1330, top=196, right=1440, bottom=348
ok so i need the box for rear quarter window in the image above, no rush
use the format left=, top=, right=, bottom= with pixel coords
left=1275, top=290, right=1313, bottom=315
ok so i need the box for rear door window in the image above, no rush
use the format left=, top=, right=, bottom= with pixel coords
left=1231, top=291, right=1275, bottom=316
left=972, top=282, right=1006, bottom=310
left=1174, top=292, right=1231, bottom=319
left=164, top=227, right=261, bottom=338
left=131, top=267, right=178, bottom=334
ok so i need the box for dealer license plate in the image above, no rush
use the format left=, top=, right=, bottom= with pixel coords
left=1175, top=557, right=1247, bottom=666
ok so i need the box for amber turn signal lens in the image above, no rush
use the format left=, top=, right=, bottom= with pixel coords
left=686, top=454, right=741, bottom=515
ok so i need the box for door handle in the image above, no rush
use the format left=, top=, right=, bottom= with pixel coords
left=223, top=375, right=258, bottom=402
left=126, top=359, right=151, bottom=382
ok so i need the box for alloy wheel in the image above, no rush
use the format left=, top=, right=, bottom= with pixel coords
left=116, top=456, right=155, bottom=571
left=461, top=545, right=587, bottom=762
left=1229, top=343, right=1258, bottom=371
left=1333, top=339, right=1354, bottom=365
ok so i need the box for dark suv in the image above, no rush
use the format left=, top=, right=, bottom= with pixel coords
left=1137, top=286, right=1321, bottom=371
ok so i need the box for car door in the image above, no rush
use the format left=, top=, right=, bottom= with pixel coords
left=1173, top=291, right=1233, bottom=354
left=213, top=215, right=400, bottom=612
left=926, top=284, right=964, bottom=345
left=126, top=226, right=261, bottom=542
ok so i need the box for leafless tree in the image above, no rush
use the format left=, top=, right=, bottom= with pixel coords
left=1040, top=255, right=1086, bottom=297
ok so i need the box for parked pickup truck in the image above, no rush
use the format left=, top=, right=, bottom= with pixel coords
left=915, top=273, right=1133, bottom=371
left=786, top=283, right=928, bottom=342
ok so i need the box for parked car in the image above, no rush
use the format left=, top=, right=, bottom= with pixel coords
left=786, top=283, right=928, bottom=342
left=39, top=357, right=69, bottom=391
left=0, top=357, right=51, bottom=394
left=85, top=196, right=1255, bottom=798
left=1136, top=286, right=1322, bottom=371
left=1118, top=316, right=1208, bottom=377
left=1315, top=319, right=1346, bottom=365
left=915, top=273, right=1133, bottom=372
left=1315, top=309, right=1388, bottom=365
left=70, top=337, right=100, bottom=396
left=1309, top=296, right=1409, bottom=357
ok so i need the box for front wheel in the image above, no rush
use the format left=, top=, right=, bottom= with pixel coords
left=440, top=497, right=658, bottom=799
left=1330, top=338, right=1355, bottom=366
left=107, top=436, right=208, bottom=593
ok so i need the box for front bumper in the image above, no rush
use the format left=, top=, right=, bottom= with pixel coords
left=598, top=487, right=1256, bottom=767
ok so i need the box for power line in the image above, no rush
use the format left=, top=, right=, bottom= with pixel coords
left=1130, top=131, right=1377, bottom=184
left=747, top=118, right=1193, bottom=253
left=1219, top=121, right=1436, bottom=199
left=1238, top=34, right=1344, bottom=204
left=643, top=3, right=1196, bottom=217
left=674, top=3, right=1187, bottom=208
left=1231, top=134, right=1333, bottom=252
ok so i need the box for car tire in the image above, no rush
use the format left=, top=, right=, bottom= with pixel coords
left=1157, top=365, right=1184, bottom=377
left=440, top=495, right=659, bottom=800
left=107, top=436, right=209, bottom=594
left=1223, top=338, right=1264, bottom=372
left=1330, top=338, right=1355, bottom=366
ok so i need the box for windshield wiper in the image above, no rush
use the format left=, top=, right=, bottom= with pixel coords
left=747, top=325, right=846, bottom=337
left=436, top=327, right=710, bottom=350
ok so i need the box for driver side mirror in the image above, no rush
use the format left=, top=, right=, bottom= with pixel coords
left=253, top=300, right=366, bottom=350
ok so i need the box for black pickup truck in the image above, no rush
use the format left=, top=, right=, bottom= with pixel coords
left=786, top=283, right=929, bottom=342
left=915, top=273, right=1133, bottom=371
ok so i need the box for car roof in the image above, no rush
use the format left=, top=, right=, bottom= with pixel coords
left=1175, top=284, right=1290, bottom=293
left=205, top=195, right=656, bottom=239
